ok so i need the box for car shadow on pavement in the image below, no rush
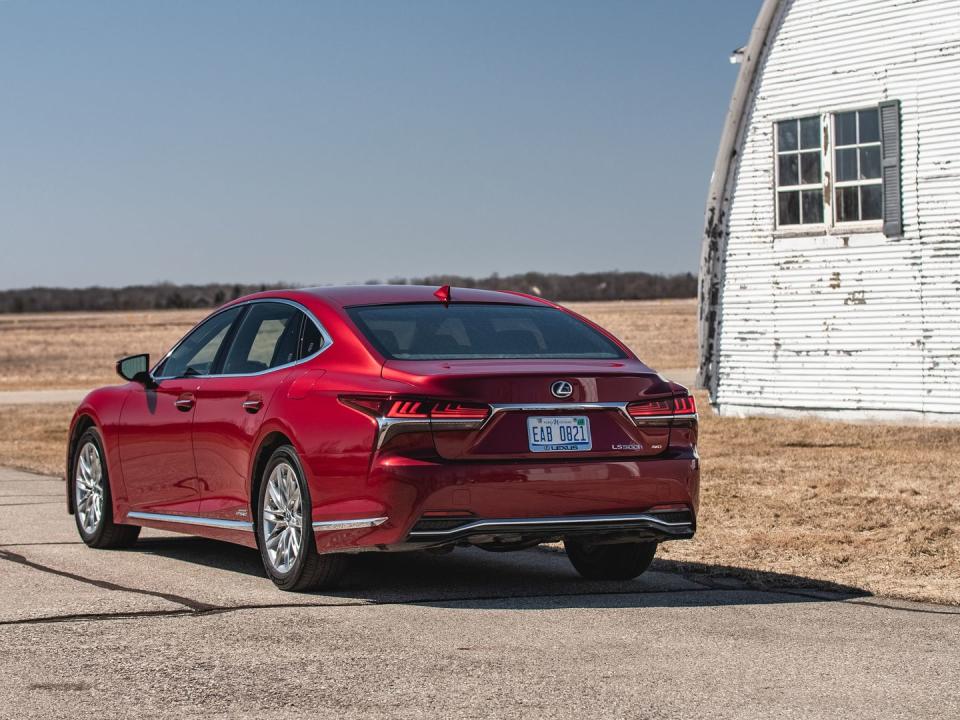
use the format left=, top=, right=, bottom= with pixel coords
left=133, top=535, right=871, bottom=608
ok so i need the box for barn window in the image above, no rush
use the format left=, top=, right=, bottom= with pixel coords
left=833, top=109, right=882, bottom=222
left=775, top=115, right=823, bottom=225
left=774, top=102, right=901, bottom=236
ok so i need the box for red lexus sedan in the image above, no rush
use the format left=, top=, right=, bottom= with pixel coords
left=67, top=286, right=699, bottom=591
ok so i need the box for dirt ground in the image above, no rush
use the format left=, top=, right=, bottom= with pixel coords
left=0, top=298, right=957, bottom=605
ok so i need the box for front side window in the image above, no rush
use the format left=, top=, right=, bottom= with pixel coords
left=222, top=302, right=303, bottom=375
left=774, top=103, right=899, bottom=233
left=347, top=303, right=626, bottom=360
left=157, top=306, right=243, bottom=378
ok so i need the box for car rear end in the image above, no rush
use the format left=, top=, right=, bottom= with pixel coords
left=333, top=295, right=699, bottom=561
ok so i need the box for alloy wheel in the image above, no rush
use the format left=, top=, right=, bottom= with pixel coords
left=262, top=462, right=303, bottom=574
left=75, top=441, right=104, bottom=535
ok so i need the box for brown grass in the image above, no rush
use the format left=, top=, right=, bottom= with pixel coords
left=0, top=309, right=206, bottom=391
left=567, top=298, right=698, bottom=370
left=0, top=403, right=72, bottom=477
left=0, top=300, right=957, bottom=605
left=658, top=393, right=960, bottom=605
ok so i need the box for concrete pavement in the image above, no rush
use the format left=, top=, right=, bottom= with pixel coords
left=0, top=388, right=90, bottom=406
left=2, top=466, right=958, bottom=719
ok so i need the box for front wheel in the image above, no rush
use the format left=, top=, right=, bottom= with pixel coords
left=257, top=445, right=347, bottom=592
left=73, top=428, right=140, bottom=549
left=564, top=537, right=657, bottom=580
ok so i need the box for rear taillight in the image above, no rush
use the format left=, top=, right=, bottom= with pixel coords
left=673, top=395, right=697, bottom=416
left=341, top=396, right=490, bottom=421
left=387, top=400, right=430, bottom=418
left=627, top=399, right=672, bottom=418
left=429, top=402, right=490, bottom=420
left=626, top=395, right=697, bottom=420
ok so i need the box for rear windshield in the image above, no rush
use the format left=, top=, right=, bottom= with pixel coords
left=346, top=303, right=626, bottom=360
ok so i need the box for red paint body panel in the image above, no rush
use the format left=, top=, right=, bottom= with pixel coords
left=119, top=379, right=201, bottom=514
left=66, top=286, right=700, bottom=559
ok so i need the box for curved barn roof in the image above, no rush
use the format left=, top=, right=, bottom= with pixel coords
left=697, top=0, right=786, bottom=397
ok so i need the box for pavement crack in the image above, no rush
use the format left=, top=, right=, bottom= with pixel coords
left=0, top=501, right=63, bottom=506
left=0, top=549, right=217, bottom=613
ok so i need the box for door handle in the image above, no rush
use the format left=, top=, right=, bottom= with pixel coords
left=242, top=397, right=263, bottom=414
left=175, top=394, right=195, bottom=412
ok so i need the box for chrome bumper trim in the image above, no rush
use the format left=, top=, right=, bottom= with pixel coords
left=408, top=512, right=694, bottom=539
left=312, top=516, right=388, bottom=532
left=127, top=511, right=254, bottom=532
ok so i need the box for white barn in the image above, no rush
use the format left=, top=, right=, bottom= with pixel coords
left=698, top=0, right=960, bottom=422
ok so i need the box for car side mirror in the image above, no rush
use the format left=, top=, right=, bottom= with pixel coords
left=116, top=354, right=155, bottom=387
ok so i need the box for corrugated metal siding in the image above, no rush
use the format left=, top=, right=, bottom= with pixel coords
left=716, top=0, right=960, bottom=421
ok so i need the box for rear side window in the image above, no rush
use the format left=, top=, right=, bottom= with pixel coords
left=222, top=302, right=303, bottom=375
left=347, top=303, right=626, bottom=360
left=299, top=314, right=326, bottom=358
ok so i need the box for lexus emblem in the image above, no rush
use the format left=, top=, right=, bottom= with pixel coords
left=550, top=380, right=574, bottom=399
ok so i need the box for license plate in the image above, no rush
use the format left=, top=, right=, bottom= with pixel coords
left=526, top=416, right=592, bottom=452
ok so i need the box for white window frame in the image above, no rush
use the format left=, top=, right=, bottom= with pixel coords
left=773, top=107, right=885, bottom=236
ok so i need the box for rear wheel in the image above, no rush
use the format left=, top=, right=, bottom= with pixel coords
left=564, top=537, right=657, bottom=580
left=73, top=428, right=140, bottom=549
left=257, top=445, right=347, bottom=592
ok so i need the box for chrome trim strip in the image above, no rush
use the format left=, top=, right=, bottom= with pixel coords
left=127, top=511, right=254, bottom=532
left=151, top=298, right=334, bottom=381
left=489, top=402, right=629, bottom=414
left=312, top=516, right=388, bottom=532
left=408, top=513, right=692, bottom=538
left=374, top=417, right=485, bottom=449
left=489, top=401, right=634, bottom=424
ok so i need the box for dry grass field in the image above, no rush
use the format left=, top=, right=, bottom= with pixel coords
left=0, top=309, right=207, bottom=391
left=0, top=299, right=697, bottom=392
left=0, top=297, right=957, bottom=605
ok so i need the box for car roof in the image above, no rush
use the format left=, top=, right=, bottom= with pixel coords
left=292, top=285, right=553, bottom=309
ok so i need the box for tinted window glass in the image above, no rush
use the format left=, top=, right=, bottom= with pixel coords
left=158, top=307, right=243, bottom=378
left=299, top=315, right=326, bottom=359
left=222, top=303, right=302, bottom=375
left=347, top=304, right=626, bottom=360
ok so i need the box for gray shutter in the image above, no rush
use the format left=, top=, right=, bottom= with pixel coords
left=879, top=100, right=902, bottom=237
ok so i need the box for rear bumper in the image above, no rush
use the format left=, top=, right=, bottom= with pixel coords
left=309, top=452, right=700, bottom=554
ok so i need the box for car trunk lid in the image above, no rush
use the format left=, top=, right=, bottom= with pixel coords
left=381, top=359, right=676, bottom=460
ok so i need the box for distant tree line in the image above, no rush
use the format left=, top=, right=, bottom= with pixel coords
left=0, top=271, right=696, bottom=314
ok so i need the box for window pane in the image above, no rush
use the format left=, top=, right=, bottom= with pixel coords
left=222, top=302, right=302, bottom=374
left=777, top=120, right=798, bottom=152
left=836, top=147, right=858, bottom=182
left=778, top=154, right=799, bottom=186
left=859, top=109, right=880, bottom=143
left=836, top=186, right=860, bottom=222
left=159, top=307, right=243, bottom=378
left=299, top=317, right=325, bottom=358
left=859, top=146, right=881, bottom=179
left=800, top=116, right=820, bottom=149
left=801, top=190, right=824, bottom=224
left=778, top=191, right=800, bottom=225
left=347, top=304, right=626, bottom=360
left=800, top=151, right=821, bottom=184
left=835, top=111, right=857, bottom=146
left=861, top=184, right=882, bottom=220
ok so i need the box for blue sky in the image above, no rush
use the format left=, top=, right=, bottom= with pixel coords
left=0, top=1, right=760, bottom=289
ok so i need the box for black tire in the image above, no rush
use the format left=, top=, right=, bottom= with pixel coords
left=72, top=428, right=140, bottom=549
left=256, top=445, right=347, bottom=592
left=564, top=537, right=657, bottom=580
